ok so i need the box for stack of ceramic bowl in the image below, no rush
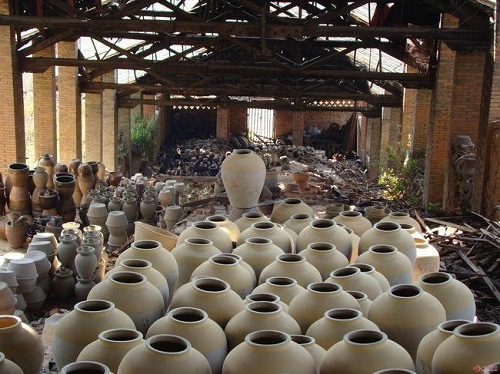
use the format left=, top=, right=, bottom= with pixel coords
left=24, top=251, right=51, bottom=294
left=0, top=281, right=17, bottom=315
left=0, top=269, right=18, bottom=294
left=87, top=203, right=109, bottom=241
left=27, top=240, right=57, bottom=270
left=7, top=258, right=38, bottom=294
left=22, top=285, right=47, bottom=312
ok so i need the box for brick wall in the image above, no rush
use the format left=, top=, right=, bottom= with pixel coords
left=412, top=89, right=432, bottom=153
left=367, top=117, right=382, bottom=179
left=292, top=112, right=305, bottom=146
left=33, top=46, right=57, bottom=159
left=216, top=107, right=230, bottom=141
left=84, top=91, right=102, bottom=162
left=229, top=107, right=247, bottom=135
left=401, top=66, right=416, bottom=152
left=380, top=106, right=402, bottom=171
left=102, top=72, right=117, bottom=170
left=57, top=41, right=82, bottom=164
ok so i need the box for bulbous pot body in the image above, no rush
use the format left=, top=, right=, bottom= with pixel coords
left=54, top=173, right=77, bottom=222
left=52, top=299, right=136, bottom=370
left=319, top=330, right=415, bottom=374
left=380, top=212, right=422, bottom=233
left=0, top=315, right=44, bottom=374
left=237, top=221, right=294, bottom=253
left=206, top=215, right=240, bottom=242
left=31, top=166, right=48, bottom=216
left=367, top=284, right=446, bottom=360
left=222, top=330, right=316, bottom=374
left=7, top=163, right=31, bottom=216
left=38, top=154, right=55, bottom=189
left=234, top=212, right=270, bottom=232
left=290, top=335, right=326, bottom=374
left=118, top=334, right=211, bottom=374
left=233, top=237, right=284, bottom=280
left=270, top=198, right=315, bottom=224
left=296, top=219, right=352, bottom=259
left=0, top=352, right=23, bottom=374
left=301, top=242, right=349, bottom=280
left=177, top=221, right=233, bottom=253
left=259, top=253, right=322, bottom=288
left=75, top=245, right=97, bottom=279
left=333, top=211, right=372, bottom=236
left=284, top=213, right=314, bottom=235
left=252, top=276, right=305, bottom=305
left=221, top=149, right=266, bottom=209
left=146, top=307, right=227, bottom=374
left=326, top=266, right=383, bottom=300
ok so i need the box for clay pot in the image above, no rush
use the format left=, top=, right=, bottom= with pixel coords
left=140, top=196, right=156, bottom=223
left=319, top=329, right=415, bottom=374
left=259, top=253, right=321, bottom=288
left=107, top=171, right=123, bottom=187
left=0, top=270, right=18, bottom=294
left=234, top=211, right=270, bottom=232
left=0, top=215, right=8, bottom=240
left=38, top=154, right=56, bottom=189
left=346, top=290, right=371, bottom=317
left=290, top=334, right=326, bottom=374
left=38, top=189, right=59, bottom=215
left=0, top=281, right=17, bottom=315
left=245, top=293, right=288, bottom=313
left=333, top=211, right=372, bottom=236
left=52, top=267, right=75, bottom=299
left=417, top=272, right=476, bottom=321
left=169, top=277, right=245, bottom=328
left=237, top=221, right=294, bottom=253
left=118, top=334, right=211, bottom=374
left=0, top=352, right=23, bottom=374
left=5, top=220, right=28, bottom=249
left=296, top=219, right=352, bottom=259
left=77, top=163, right=94, bottom=203
left=364, top=204, right=391, bottom=225
left=252, top=276, right=306, bottom=305
left=60, top=361, right=111, bottom=374
left=75, top=246, right=97, bottom=279
left=57, top=234, right=79, bottom=269
left=368, top=284, right=446, bottom=360
left=83, top=225, right=104, bottom=262
left=293, top=172, right=310, bottom=190
left=7, top=258, right=37, bottom=293
left=146, top=307, right=227, bottom=374
left=222, top=330, right=316, bottom=374
left=7, top=163, right=31, bottom=216
left=413, top=237, right=440, bottom=282
left=163, top=205, right=183, bottom=229
left=221, top=149, right=266, bottom=209
left=348, top=263, right=390, bottom=293
left=233, top=237, right=284, bottom=280
left=75, top=277, right=96, bottom=301
left=380, top=212, right=422, bottom=233
left=87, top=203, right=109, bottom=240
left=225, top=301, right=301, bottom=350
left=0, top=315, right=44, bottom=374
left=97, top=162, right=106, bottom=181
left=106, top=210, right=128, bottom=247
left=415, top=319, right=470, bottom=374
left=88, top=271, right=164, bottom=334
left=31, top=166, right=48, bottom=216
left=306, top=308, right=380, bottom=350
left=177, top=221, right=233, bottom=253
left=77, top=328, right=144, bottom=373
left=54, top=174, right=76, bottom=222
left=359, top=222, right=417, bottom=264
left=284, top=213, right=314, bottom=235
left=432, top=322, right=500, bottom=374
left=107, top=196, right=123, bottom=212
left=301, top=242, right=349, bottom=281
left=116, top=239, right=179, bottom=296
left=288, top=282, right=360, bottom=333
left=270, top=198, right=315, bottom=224
left=22, top=285, right=46, bottom=312
left=326, top=266, right=382, bottom=300
left=206, top=215, right=240, bottom=242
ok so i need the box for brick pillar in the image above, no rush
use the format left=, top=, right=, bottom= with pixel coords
left=130, top=92, right=142, bottom=118
left=217, top=107, right=230, bottom=141
left=57, top=41, right=82, bottom=164
left=367, top=117, right=382, bottom=179
left=292, top=111, right=304, bottom=146
left=84, top=84, right=102, bottom=162
left=357, top=115, right=368, bottom=164
left=423, top=15, right=458, bottom=206
left=401, top=67, right=417, bottom=151
left=380, top=106, right=402, bottom=171
left=143, top=94, right=156, bottom=119
left=33, top=46, right=57, bottom=159
left=118, top=106, right=131, bottom=175
left=0, top=0, right=25, bottom=171
left=412, top=89, right=432, bottom=153
left=102, top=73, right=117, bottom=170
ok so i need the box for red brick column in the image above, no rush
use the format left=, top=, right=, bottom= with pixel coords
left=367, top=117, right=382, bottom=180
left=57, top=41, right=82, bottom=164
left=0, top=0, right=25, bottom=171
left=401, top=67, right=416, bottom=152
left=84, top=82, right=103, bottom=162
left=412, top=89, right=432, bottom=153
left=380, top=107, right=402, bottom=171
left=292, top=111, right=304, bottom=146
left=118, top=107, right=131, bottom=175
left=33, top=46, right=57, bottom=159
left=102, top=73, right=117, bottom=170
left=216, top=107, right=230, bottom=141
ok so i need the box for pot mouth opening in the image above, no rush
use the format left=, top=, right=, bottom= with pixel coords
left=247, top=237, right=272, bottom=245
left=290, top=334, right=314, bottom=346
left=326, top=308, right=361, bottom=320
left=84, top=225, right=102, bottom=232
left=369, top=245, right=397, bottom=254
left=246, top=330, right=290, bottom=347
left=193, top=277, right=229, bottom=293
left=147, top=334, right=190, bottom=355
left=211, top=255, right=238, bottom=266
left=331, top=267, right=359, bottom=278
left=267, top=276, right=297, bottom=287
left=75, top=300, right=114, bottom=313
left=420, top=272, right=451, bottom=285
left=77, top=246, right=95, bottom=255
left=277, top=254, right=304, bottom=263
left=185, top=238, right=213, bottom=246
left=340, top=211, right=361, bottom=218
left=283, top=198, right=302, bottom=205
left=9, top=163, right=28, bottom=170
left=253, top=222, right=276, bottom=230
left=55, top=175, right=75, bottom=183
left=246, top=293, right=279, bottom=303
left=0, top=315, right=21, bottom=329
left=100, top=328, right=143, bottom=343
left=346, top=290, right=368, bottom=300
left=207, top=215, right=227, bottom=223
left=438, top=320, right=470, bottom=333
left=121, top=259, right=151, bottom=269
left=399, top=223, right=415, bottom=230
left=247, top=301, right=281, bottom=314
left=349, top=263, right=374, bottom=273
left=390, top=212, right=409, bottom=217
left=309, top=282, right=341, bottom=293
left=110, top=271, right=146, bottom=285
left=390, top=284, right=422, bottom=298
left=169, top=307, right=207, bottom=323
left=290, top=213, right=311, bottom=220
left=61, top=362, right=109, bottom=374
left=132, top=240, right=161, bottom=250
left=345, top=330, right=386, bottom=345
left=193, top=221, right=218, bottom=230
left=308, top=242, right=335, bottom=251
left=243, top=212, right=265, bottom=219
left=456, top=322, right=500, bottom=338
left=311, top=219, right=335, bottom=229
left=374, top=222, right=400, bottom=232
left=233, top=149, right=252, bottom=155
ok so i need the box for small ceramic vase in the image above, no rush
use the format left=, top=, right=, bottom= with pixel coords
left=106, top=210, right=129, bottom=247
left=57, top=234, right=79, bottom=269
left=51, top=267, right=75, bottom=300
left=75, top=246, right=97, bottom=279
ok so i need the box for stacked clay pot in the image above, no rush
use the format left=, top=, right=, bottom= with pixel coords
left=296, top=219, right=352, bottom=259
left=270, top=198, right=315, bottom=224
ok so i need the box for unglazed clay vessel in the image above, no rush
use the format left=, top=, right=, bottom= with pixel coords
left=252, top=276, right=306, bottom=305
left=270, top=198, right=315, bottom=224
left=296, top=219, right=352, bottom=259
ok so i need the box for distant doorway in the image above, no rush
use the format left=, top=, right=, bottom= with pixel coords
left=247, top=108, right=274, bottom=142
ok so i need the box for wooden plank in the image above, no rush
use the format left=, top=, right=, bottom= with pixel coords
left=457, top=251, right=500, bottom=303
left=414, top=210, right=433, bottom=236
left=424, top=217, right=478, bottom=233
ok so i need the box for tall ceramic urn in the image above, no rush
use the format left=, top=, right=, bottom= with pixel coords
left=221, top=149, right=266, bottom=210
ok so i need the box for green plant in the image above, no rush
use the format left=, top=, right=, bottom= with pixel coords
left=117, top=131, right=128, bottom=164
left=131, top=114, right=158, bottom=162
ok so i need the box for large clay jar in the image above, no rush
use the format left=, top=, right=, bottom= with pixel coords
left=290, top=334, right=325, bottom=374
left=118, top=334, right=211, bottom=374
left=0, top=315, right=44, bottom=374
left=245, top=293, right=288, bottom=313
left=116, top=239, right=179, bottom=297
left=177, top=221, right=233, bottom=253
left=146, top=307, right=227, bottom=374
left=57, top=233, right=79, bottom=269
left=307, top=308, right=380, bottom=350
left=140, top=196, right=156, bottom=223
left=415, top=319, right=469, bottom=374
left=52, top=267, right=75, bottom=300
left=60, top=361, right=111, bottom=374
left=270, top=198, right=315, bottom=224
left=333, top=211, right=372, bottom=236
left=237, top=221, right=294, bottom=253
left=221, top=149, right=266, bottom=209
left=234, top=211, right=270, bottom=232
left=233, top=237, right=284, bottom=280
left=417, top=272, right=476, bottom=321
left=222, top=330, right=316, bottom=374
left=206, top=215, right=240, bottom=243
left=356, top=244, right=413, bottom=286
left=284, top=213, right=314, bottom=235
left=380, top=212, right=422, bottom=233
left=368, top=284, right=446, bottom=360
left=87, top=203, right=109, bottom=240
left=106, top=259, right=170, bottom=309
left=38, top=154, right=56, bottom=189
left=296, top=219, right=352, bottom=259
left=191, top=254, right=255, bottom=298
left=169, top=277, right=244, bottom=328
left=8, top=163, right=31, bottom=216
left=319, top=329, right=415, bottom=374
left=5, top=220, right=28, bottom=249
left=259, top=253, right=322, bottom=288
left=172, top=238, right=222, bottom=288
left=432, top=322, right=500, bottom=374
left=225, top=301, right=301, bottom=350
left=347, top=290, right=372, bottom=317
left=326, top=266, right=383, bottom=300
left=75, top=245, right=97, bottom=279
left=288, top=282, right=360, bottom=333
left=31, top=166, right=48, bottom=216
left=0, top=352, right=23, bottom=374
left=54, top=173, right=77, bottom=222
left=252, top=276, right=306, bottom=305
left=348, top=263, right=390, bottom=293
left=52, top=299, right=135, bottom=370
left=301, top=242, right=350, bottom=280
left=88, top=271, right=164, bottom=334
left=359, top=222, right=416, bottom=264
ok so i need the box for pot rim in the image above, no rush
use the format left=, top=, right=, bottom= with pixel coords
left=309, top=219, right=336, bottom=230
left=368, top=244, right=398, bottom=255
left=251, top=221, right=277, bottom=231
left=245, top=330, right=291, bottom=347
left=307, top=282, right=342, bottom=294
left=146, top=334, right=191, bottom=355
left=209, top=254, right=238, bottom=266
left=60, top=361, right=110, bottom=374
left=389, top=284, right=423, bottom=299
left=245, top=237, right=273, bottom=246
left=242, top=212, right=266, bottom=219
left=454, top=322, right=500, bottom=339
left=246, top=293, right=280, bottom=304
left=167, top=306, right=208, bottom=324
left=325, top=308, right=362, bottom=321
left=184, top=237, right=214, bottom=246
left=75, top=299, right=115, bottom=314
left=419, top=272, right=452, bottom=286
left=245, top=300, right=282, bottom=315
left=192, top=276, right=230, bottom=294
left=282, top=198, right=304, bottom=205
left=307, top=242, right=336, bottom=252
left=109, top=271, right=147, bottom=286
left=290, top=334, right=316, bottom=347
left=339, top=211, right=362, bottom=218
left=373, top=221, right=401, bottom=232
left=289, top=213, right=311, bottom=220
left=99, top=328, right=143, bottom=343
left=437, top=319, right=470, bottom=334
left=330, top=266, right=360, bottom=279
left=276, top=253, right=305, bottom=264
left=131, top=240, right=162, bottom=251
left=119, top=258, right=152, bottom=270
left=344, top=329, right=387, bottom=346
left=346, top=290, right=368, bottom=301
left=266, top=276, right=298, bottom=288
left=192, top=221, right=219, bottom=231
